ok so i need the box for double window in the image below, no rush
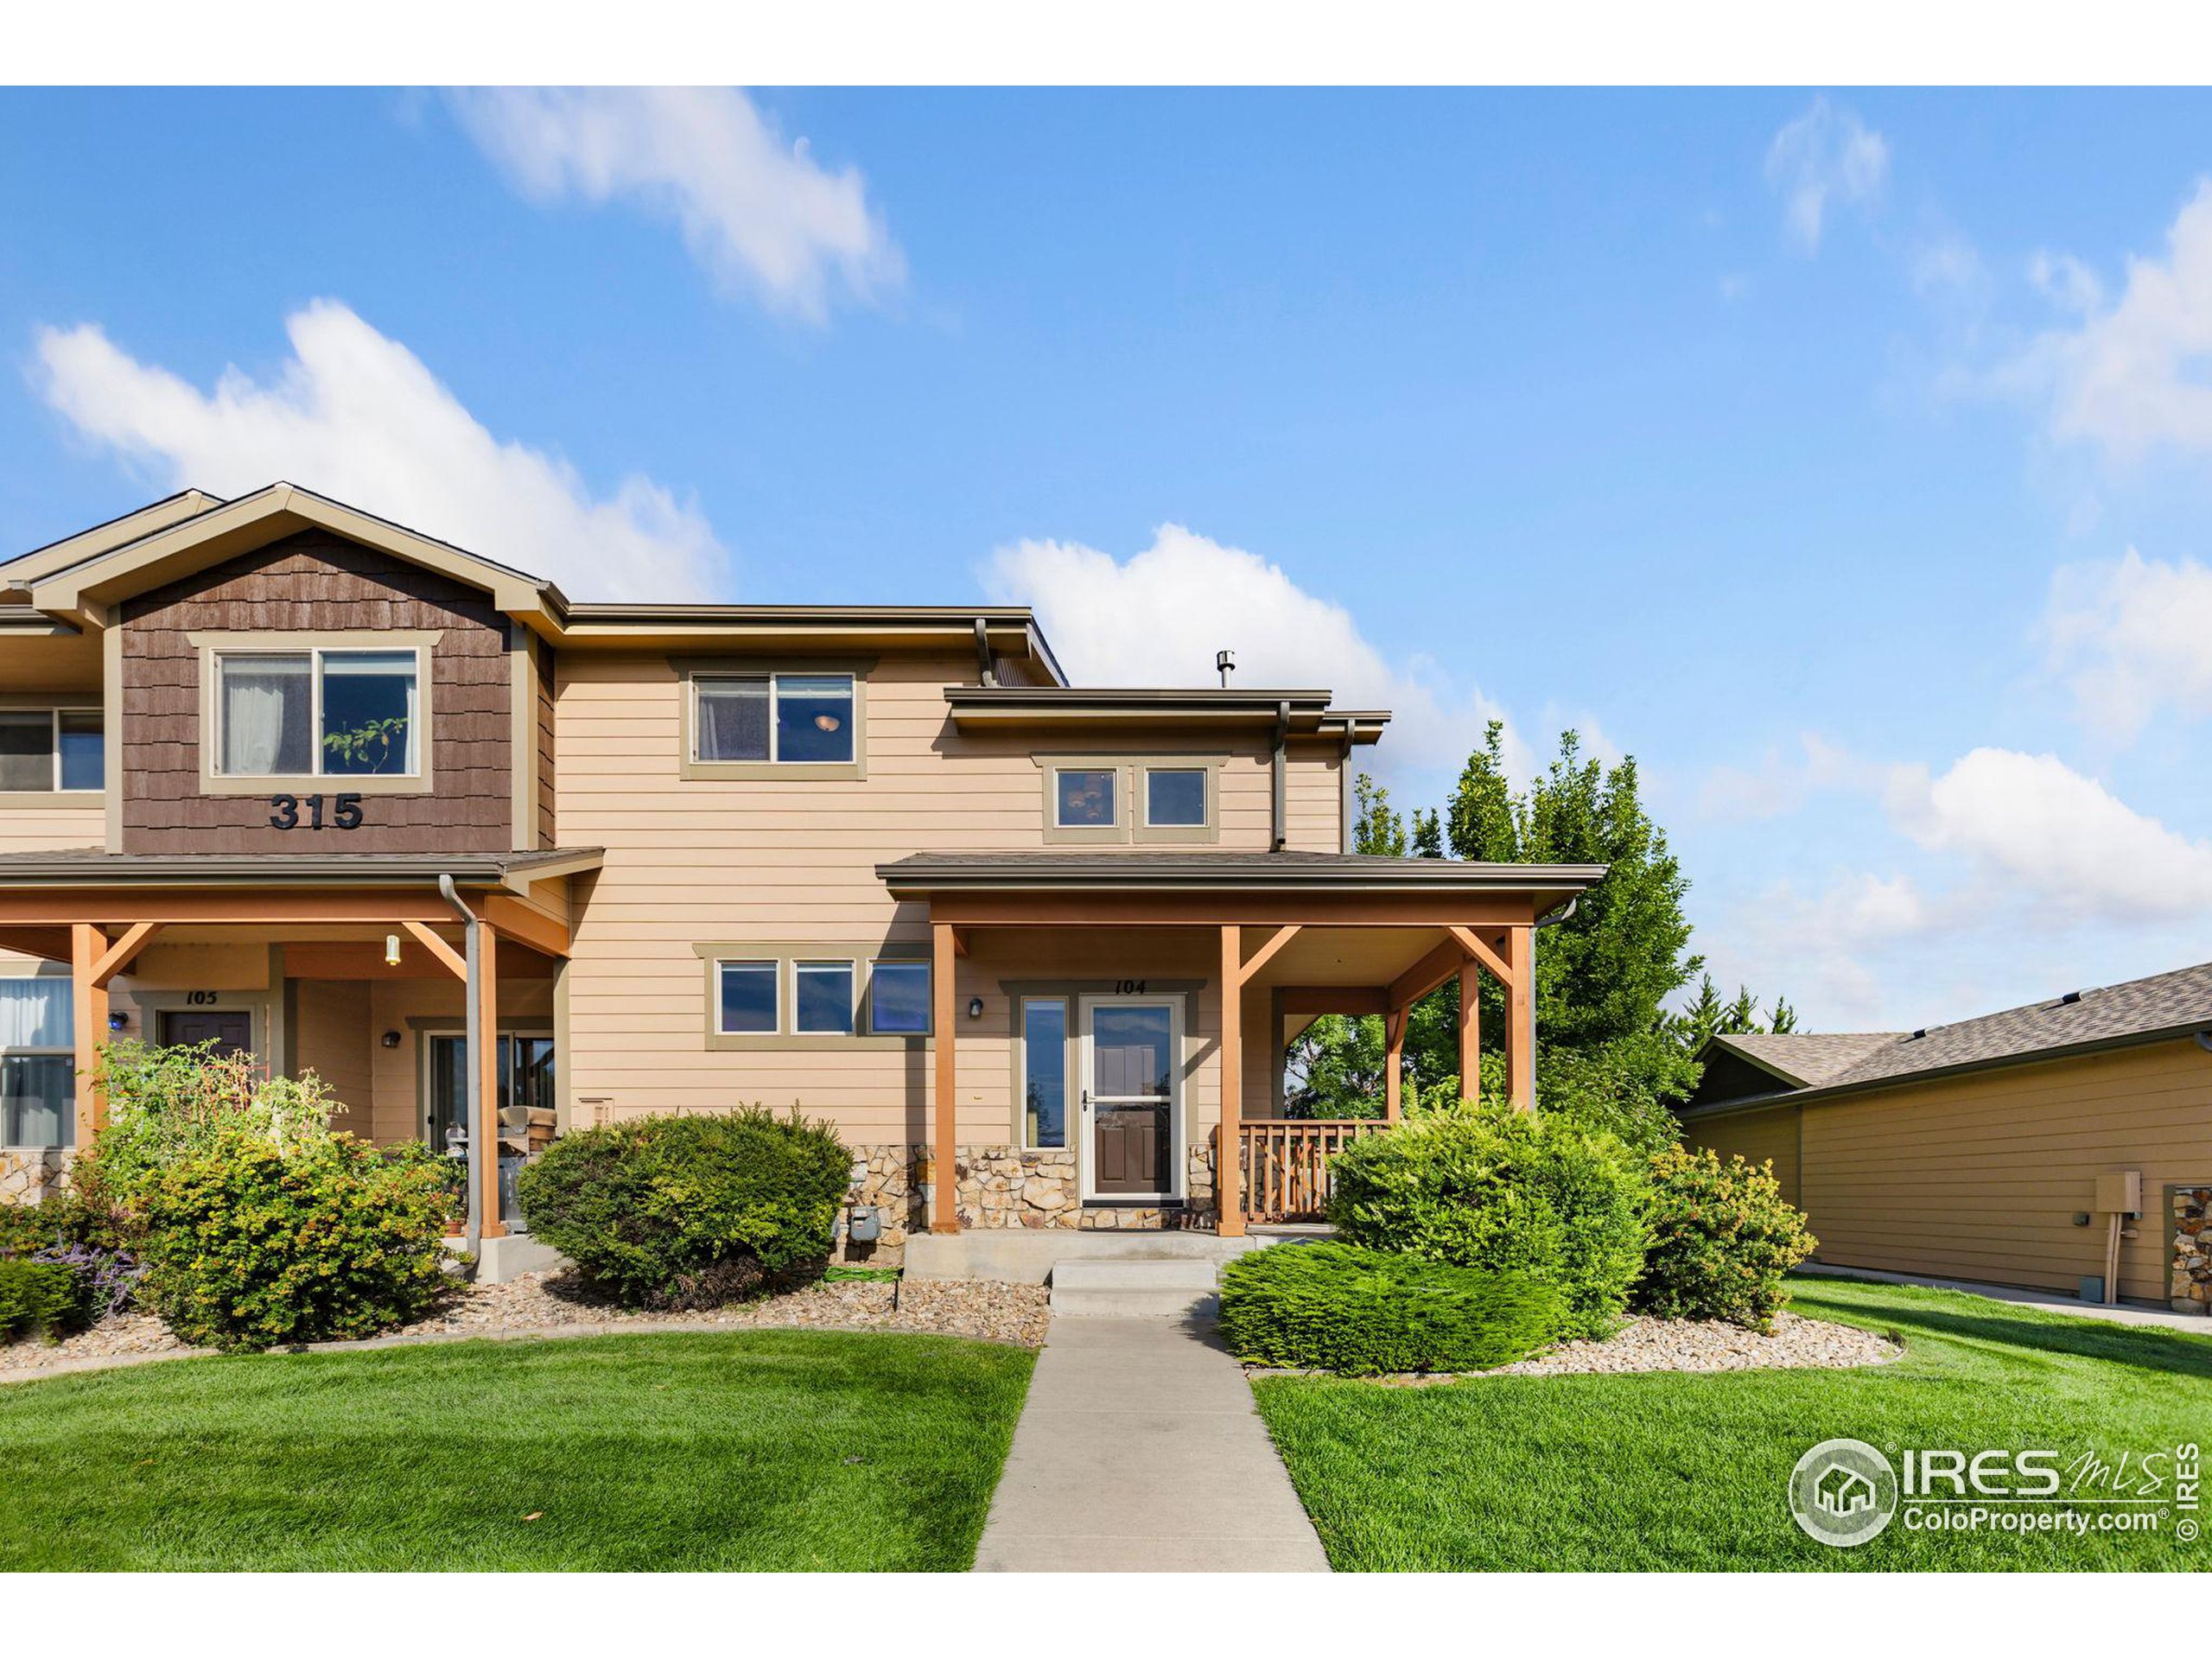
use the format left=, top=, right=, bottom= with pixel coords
left=694, top=673, right=856, bottom=766
left=1042, top=757, right=1221, bottom=842
left=0, top=977, right=73, bottom=1148
left=213, top=648, right=422, bottom=779
left=0, top=709, right=102, bottom=793
left=713, top=954, right=931, bottom=1039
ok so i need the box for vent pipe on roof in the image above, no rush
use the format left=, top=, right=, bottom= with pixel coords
left=1216, top=648, right=1236, bottom=689
left=2060, top=989, right=2083, bottom=1005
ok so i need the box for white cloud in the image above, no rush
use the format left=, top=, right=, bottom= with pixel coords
left=1764, top=97, right=1888, bottom=252
left=1887, top=746, right=2212, bottom=922
left=451, top=88, right=902, bottom=322
left=1705, top=871, right=1933, bottom=1027
left=2044, top=547, right=2212, bottom=741
left=981, top=523, right=1526, bottom=777
left=31, top=301, right=728, bottom=601
left=2006, top=180, right=2212, bottom=458
left=1698, top=733, right=1871, bottom=821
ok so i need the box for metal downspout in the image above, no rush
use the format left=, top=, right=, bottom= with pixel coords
left=438, top=874, right=486, bottom=1260
left=1271, top=700, right=1291, bottom=852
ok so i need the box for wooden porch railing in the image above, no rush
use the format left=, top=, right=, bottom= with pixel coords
left=1235, top=1119, right=1389, bottom=1224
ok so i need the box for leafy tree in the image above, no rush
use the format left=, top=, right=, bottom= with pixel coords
left=1351, top=774, right=1408, bottom=857
left=1410, top=808, right=1443, bottom=859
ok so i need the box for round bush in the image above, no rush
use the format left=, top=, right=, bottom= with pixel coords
left=1637, top=1146, right=1816, bottom=1332
left=135, top=1131, right=458, bottom=1351
left=0, top=1258, right=97, bottom=1342
left=515, top=1108, right=849, bottom=1308
left=1218, top=1242, right=1564, bottom=1376
left=1326, top=1103, right=1650, bottom=1340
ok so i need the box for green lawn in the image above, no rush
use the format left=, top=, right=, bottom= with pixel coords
left=1252, top=1275, right=2212, bottom=1570
left=0, top=1330, right=1034, bottom=1571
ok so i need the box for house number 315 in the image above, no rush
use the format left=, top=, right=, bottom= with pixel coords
left=269, top=792, right=365, bottom=831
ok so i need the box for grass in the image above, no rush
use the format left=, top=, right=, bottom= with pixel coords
left=1251, top=1275, right=2212, bottom=1570
left=0, top=1329, right=1034, bottom=1571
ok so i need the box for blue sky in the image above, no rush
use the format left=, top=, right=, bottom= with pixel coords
left=7, top=86, right=2212, bottom=1030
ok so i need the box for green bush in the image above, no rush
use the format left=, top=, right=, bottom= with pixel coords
left=516, top=1108, right=849, bottom=1308
left=1328, top=1099, right=1650, bottom=1340
left=134, top=1130, right=459, bottom=1352
left=0, top=1190, right=132, bottom=1259
left=1218, top=1243, right=1563, bottom=1376
left=1636, top=1146, right=1816, bottom=1332
left=0, top=1258, right=96, bottom=1341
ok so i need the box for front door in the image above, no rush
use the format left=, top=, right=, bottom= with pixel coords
left=1082, top=999, right=1179, bottom=1199
left=157, top=1008, right=252, bottom=1058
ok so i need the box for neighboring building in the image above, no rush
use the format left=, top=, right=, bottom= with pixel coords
left=0, top=484, right=1599, bottom=1271
left=1678, top=963, right=2212, bottom=1314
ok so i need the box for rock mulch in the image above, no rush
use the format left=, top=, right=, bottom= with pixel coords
left=1249, top=1311, right=1901, bottom=1386
left=0, top=1271, right=1052, bottom=1384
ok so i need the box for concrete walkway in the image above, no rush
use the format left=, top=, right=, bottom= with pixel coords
left=1805, top=1265, right=2212, bottom=1332
left=974, top=1315, right=1329, bottom=1573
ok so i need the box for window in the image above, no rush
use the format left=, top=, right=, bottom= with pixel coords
left=1145, top=767, right=1206, bottom=827
left=868, top=960, right=931, bottom=1035
left=1021, top=999, right=1068, bottom=1149
left=215, top=648, right=420, bottom=779
left=0, top=709, right=103, bottom=793
left=0, top=978, right=73, bottom=1147
left=793, top=961, right=855, bottom=1035
left=695, top=674, right=855, bottom=765
left=716, top=961, right=778, bottom=1034
left=1054, top=768, right=1117, bottom=827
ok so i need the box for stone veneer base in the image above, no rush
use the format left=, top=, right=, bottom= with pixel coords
left=2169, top=1184, right=2211, bottom=1315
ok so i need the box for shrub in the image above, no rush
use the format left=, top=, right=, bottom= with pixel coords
left=0, top=1258, right=96, bottom=1341
left=1328, top=1099, right=1650, bottom=1340
left=133, top=1130, right=459, bottom=1351
left=1637, top=1146, right=1816, bottom=1332
left=516, top=1108, right=849, bottom=1308
left=1217, top=1243, right=1564, bottom=1376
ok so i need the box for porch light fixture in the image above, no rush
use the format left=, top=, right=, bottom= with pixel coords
left=381, top=1030, right=402, bottom=1049
left=967, top=996, right=984, bottom=1020
left=385, top=933, right=402, bottom=967
left=106, top=1011, right=129, bottom=1033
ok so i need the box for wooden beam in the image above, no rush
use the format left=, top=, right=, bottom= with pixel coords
left=1278, top=987, right=1389, bottom=1017
left=1446, top=923, right=1512, bottom=985
left=402, top=922, right=467, bottom=981
left=90, top=921, right=164, bottom=988
left=950, top=925, right=968, bottom=958
left=1236, top=923, right=1300, bottom=986
left=1506, top=924, right=1535, bottom=1110
left=1219, top=925, right=1245, bottom=1237
left=0, top=890, right=479, bottom=925
left=1387, top=938, right=1465, bottom=1011
left=475, top=930, right=505, bottom=1238
left=481, top=893, right=570, bottom=958
left=282, top=941, right=558, bottom=981
left=1384, top=1006, right=1406, bottom=1122
left=931, top=921, right=959, bottom=1233
left=70, top=924, right=108, bottom=1146
left=1458, top=961, right=1481, bottom=1102
left=922, top=892, right=1549, bottom=929
left=0, top=925, right=79, bottom=964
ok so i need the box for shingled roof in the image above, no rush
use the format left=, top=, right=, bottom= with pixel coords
left=1681, top=958, right=2212, bottom=1118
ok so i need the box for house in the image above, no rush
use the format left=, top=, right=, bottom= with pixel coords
left=1677, top=963, right=2212, bottom=1314
left=0, top=482, right=1600, bottom=1277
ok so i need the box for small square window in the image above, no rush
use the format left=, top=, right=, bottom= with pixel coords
left=1146, top=768, right=1206, bottom=827
left=0, top=715, right=52, bottom=793
left=716, top=961, right=778, bottom=1034
left=57, top=713, right=103, bottom=792
left=793, top=961, right=855, bottom=1035
left=1055, top=768, right=1117, bottom=827
left=775, top=676, right=855, bottom=764
left=696, top=678, right=770, bottom=762
left=869, top=960, right=931, bottom=1034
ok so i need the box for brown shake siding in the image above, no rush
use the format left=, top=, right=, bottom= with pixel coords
left=118, top=531, right=513, bottom=854
left=535, top=632, right=556, bottom=848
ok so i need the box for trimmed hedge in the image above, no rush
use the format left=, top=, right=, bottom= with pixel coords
left=1328, top=1101, right=1650, bottom=1340
left=515, top=1108, right=849, bottom=1309
left=0, top=1259, right=95, bottom=1343
left=1217, top=1242, right=1565, bottom=1376
left=1637, top=1146, right=1816, bottom=1332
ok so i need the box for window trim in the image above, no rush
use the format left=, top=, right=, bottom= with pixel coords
left=0, top=705, right=105, bottom=801
left=677, top=657, right=872, bottom=783
left=188, top=630, right=442, bottom=798
left=1034, top=753, right=1225, bottom=845
left=0, top=970, right=76, bottom=1151
left=1051, top=765, right=1122, bottom=833
left=694, top=940, right=925, bottom=1050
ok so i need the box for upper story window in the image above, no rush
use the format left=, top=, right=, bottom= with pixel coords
left=1053, top=767, right=1118, bottom=828
left=214, top=648, right=422, bottom=779
left=0, top=709, right=103, bottom=794
left=1144, top=767, right=1207, bottom=828
left=694, top=673, right=856, bottom=766
left=1039, top=754, right=1223, bottom=845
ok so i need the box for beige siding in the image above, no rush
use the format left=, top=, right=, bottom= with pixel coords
left=1682, top=1103, right=1801, bottom=1206
left=1768, top=1040, right=2212, bottom=1304
left=0, top=803, right=102, bottom=855
left=293, top=980, right=375, bottom=1132
left=1283, top=741, right=1343, bottom=853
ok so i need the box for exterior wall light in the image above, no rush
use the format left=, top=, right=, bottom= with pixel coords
left=385, top=933, right=403, bottom=967
left=106, top=1011, right=129, bottom=1033
left=967, top=996, right=984, bottom=1020
left=381, top=1030, right=402, bottom=1049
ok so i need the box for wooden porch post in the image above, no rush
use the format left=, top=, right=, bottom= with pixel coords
left=70, top=924, right=108, bottom=1147
left=475, top=925, right=506, bottom=1238
left=930, top=920, right=959, bottom=1233
left=1383, top=1006, right=1406, bottom=1122
left=1218, top=923, right=1245, bottom=1237
left=1457, top=961, right=1482, bottom=1102
left=1505, top=923, right=1535, bottom=1110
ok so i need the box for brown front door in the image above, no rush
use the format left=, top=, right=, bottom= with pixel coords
left=158, top=1008, right=253, bottom=1057
left=1086, top=1001, right=1176, bottom=1198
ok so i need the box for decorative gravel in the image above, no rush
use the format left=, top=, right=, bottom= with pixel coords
left=1249, top=1311, right=1901, bottom=1386
left=0, top=1271, right=1051, bottom=1383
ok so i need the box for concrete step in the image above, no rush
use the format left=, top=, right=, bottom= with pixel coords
left=1050, top=1257, right=1221, bottom=1319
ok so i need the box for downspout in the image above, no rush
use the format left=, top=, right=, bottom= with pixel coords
left=974, top=618, right=998, bottom=687
left=438, top=874, right=486, bottom=1261
left=1270, top=700, right=1291, bottom=852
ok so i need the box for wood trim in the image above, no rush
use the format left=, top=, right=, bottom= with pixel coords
left=1447, top=923, right=1512, bottom=985
left=475, top=929, right=505, bottom=1238
left=929, top=893, right=1548, bottom=928
left=507, top=620, right=537, bottom=852
left=71, top=923, right=108, bottom=1143
left=102, top=622, right=123, bottom=852
left=1458, top=961, right=1481, bottom=1102
left=931, top=921, right=958, bottom=1233
left=1387, top=938, right=1465, bottom=1010
left=1506, top=924, right=1535, bottom=1109
left=1278, top=987, right=1389, bottom=1016
left=481, top=892, right=570, bottom=957
left=1236, top=924, right=1300, bottom=986
left=0, top=892, right=484, bottom=925
left=1384, top=1006, right=1406, bottom=1122
left=402, top=921, right=467, bottom=981
left=1218, top=924, right=1245, bottom=1237
left=91, top=921, right=164, bottom=987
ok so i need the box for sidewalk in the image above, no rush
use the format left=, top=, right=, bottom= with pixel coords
left=974, top=1315, right=1329, bottom=1573
left=1803, top=1265, right=2212, bottom=1332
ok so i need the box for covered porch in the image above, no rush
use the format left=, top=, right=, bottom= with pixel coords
left=879, top=851, right=1605, bottom=1239
left=0, top=849, right=597, bottom=1238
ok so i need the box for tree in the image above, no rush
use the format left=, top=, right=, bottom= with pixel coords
left=1351, top=774, right=1407, bottom=857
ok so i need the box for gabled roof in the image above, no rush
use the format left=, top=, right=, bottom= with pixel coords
left=0, top=488, right=227, bottom=594
left=1706, top=1030, right=1904, bottom=1089
left=1680, top=958, right=2212, bottom=1120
